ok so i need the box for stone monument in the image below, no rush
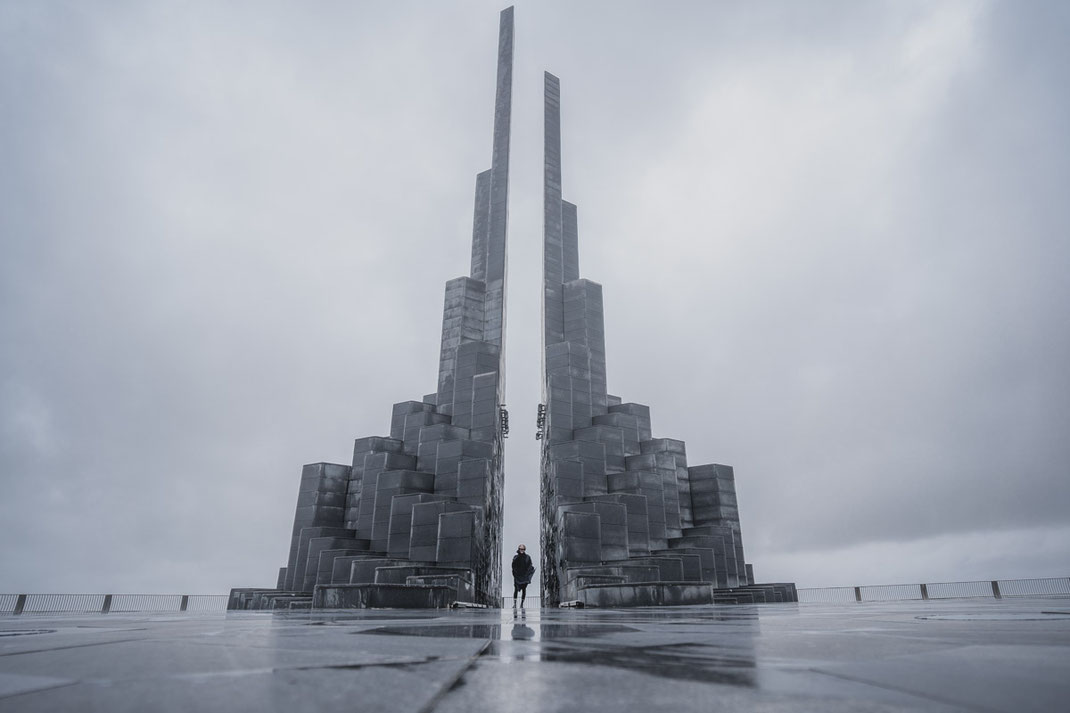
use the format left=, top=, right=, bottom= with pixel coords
left=537, top=72, right=796, bottom=607
left=230, top=7, right=514, bottom=611
left=231, top=7, right=795, bottom=610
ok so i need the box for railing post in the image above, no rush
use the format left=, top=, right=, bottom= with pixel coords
left=920, top=583, right=929, bottom=600
left=991, top=581, right=1002, bottom=599
left=180, top=595, right=189, bottom=612
left=14, top=594, right=26, bottom=615
left=854, top=586, right=862, bottom=602
left=101, top=594, right=112, bottom=613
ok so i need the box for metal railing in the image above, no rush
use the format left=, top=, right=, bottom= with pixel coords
left=501, top=595, right=542, bottom=607
left=797, top=577, right=1070, bottom=603
left=1, top=593, right=229, bottom=615
left=5, top=578, right=1065, bottom=613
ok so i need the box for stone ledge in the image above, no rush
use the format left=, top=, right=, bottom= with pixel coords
left=312, top=583, right=456, bottom=609
left=577, top=582, right=714, bottom=607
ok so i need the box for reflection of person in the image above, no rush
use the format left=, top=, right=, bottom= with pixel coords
left=511, top=544, right=535, bottom=606
left=511, top=606, right=535, bottom=640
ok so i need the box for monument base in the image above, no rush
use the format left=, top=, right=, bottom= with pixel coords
left=577, top=582, right=715, bottom=607
left=313, top=583, right=455, bottom=609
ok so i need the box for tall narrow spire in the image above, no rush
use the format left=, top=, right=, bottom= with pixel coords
left=542, top=73, right=565, bottom=348
left=542, top=72, right=580, bottom=352
left=471, top=6, right=513, bottom=353
left=486, top=6, right=513, bottom=286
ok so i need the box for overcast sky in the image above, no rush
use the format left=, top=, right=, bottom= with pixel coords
left=2, top=0, right=1068, bottom=596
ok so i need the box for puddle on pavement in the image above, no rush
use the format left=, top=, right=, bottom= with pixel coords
left=355, top=622, right=637, bottom=640
left=484, top=636, right=758, bottom=687
left=302, top=612, right=443, bottom=625
left=0, top=629, right=56, bottom=637
left=916, top=612, right=1070, bottom=621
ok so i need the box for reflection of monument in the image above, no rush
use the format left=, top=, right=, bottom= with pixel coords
left=537, top=72, right=796, bottom=607
left=229, top=7, right=514, bottom=611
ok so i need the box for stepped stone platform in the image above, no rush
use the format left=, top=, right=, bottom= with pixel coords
left=3, top=598, right=1068, bottom=712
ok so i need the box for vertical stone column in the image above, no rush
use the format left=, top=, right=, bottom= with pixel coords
left=470, top=170, right=491, bottom=282
left=482, top=6, right=513, bottom=354
left=543, top=72, right=566, bottom=351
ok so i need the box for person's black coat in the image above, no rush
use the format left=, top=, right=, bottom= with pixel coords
left=512, top=552, right=534, bottom=586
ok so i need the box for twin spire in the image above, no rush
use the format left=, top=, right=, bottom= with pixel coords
left=231, top=7, right=791, bottom=612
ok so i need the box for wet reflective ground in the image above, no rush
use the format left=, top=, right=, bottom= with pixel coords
left=1, top=599, right=1069, bottom=712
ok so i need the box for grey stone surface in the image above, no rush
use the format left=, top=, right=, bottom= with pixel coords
left=4, top=599, right=1069, bottom=712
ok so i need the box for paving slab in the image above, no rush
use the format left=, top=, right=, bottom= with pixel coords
left=0, top=598, right=1067, bottom=712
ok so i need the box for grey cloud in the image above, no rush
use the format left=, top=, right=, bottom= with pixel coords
left=2, top=0, right=1067, bottom=593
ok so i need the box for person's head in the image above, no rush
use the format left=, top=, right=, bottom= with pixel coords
left=517, top=544, right=526, bottom=554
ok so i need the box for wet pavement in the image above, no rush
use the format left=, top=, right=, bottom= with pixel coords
left=1, top=598, right=1069, bottom=712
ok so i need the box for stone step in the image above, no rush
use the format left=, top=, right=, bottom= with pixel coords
left=713, top=588, right=764, bottom=604
left=577, top=582, right=714, bottom=607
left=374, top=565, right=473, bottom=585
left=251, top=590, right=308, bottom=610
left=406, top=574, right=476, bottom=603
left=573, top=574, right=627, bottom=590
left=616, top=556, right=685, bottom=581
left=654, top=547, right=718, bottom=584
left=259, top=593, right=311, bottom=610
left=312, top=583, right=456, bottom=609
left=740, top=583, right=798, bottom=603
left=564, top=565, right=661, bottom=584
left=348, top=558, right=410, bottom=584
left=227, top=588, right=277, bottom=610
left=328, top=553, right=393, bottom=583
left=315, top=548, right=370, bottom=587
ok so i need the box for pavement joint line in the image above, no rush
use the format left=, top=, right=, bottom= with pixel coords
left=287, top=655, right=463, bottom=673
left=415, top=638, right=494, bottom=713
left=0, top=637, right=147, bottom=658
left=811, top=667, right=999, bottom=713
left=0, top=678, right=81, bottom=702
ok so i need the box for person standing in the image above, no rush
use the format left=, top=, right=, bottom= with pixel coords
left=511, top=544, right=535, bottom=607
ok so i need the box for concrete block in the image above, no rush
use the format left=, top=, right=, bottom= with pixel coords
left=626, top=556, right=685, bottom=581
left=438, top=510, right=478, bottom=538
left=349, top=558, right=408, bottom=584
left=313, top=583, right=455, bottom=609
left=376, top=470, right=435, bottom=492
left=560, top=509, right=601, bottom=540
left=436, top=536, right=477, bottom=564
left=640, top=439, right=686, bottom=455
left=289, top=527, right=350, bottom=592
left=315, top=548, right=366, bottom=586
left=299, top=462, right=351, bottom=494
left=562, top=537, right=601, bottom=563
left=406, top=574, right=476, bottom=602
left=577, top=582, right=713, bottom=608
